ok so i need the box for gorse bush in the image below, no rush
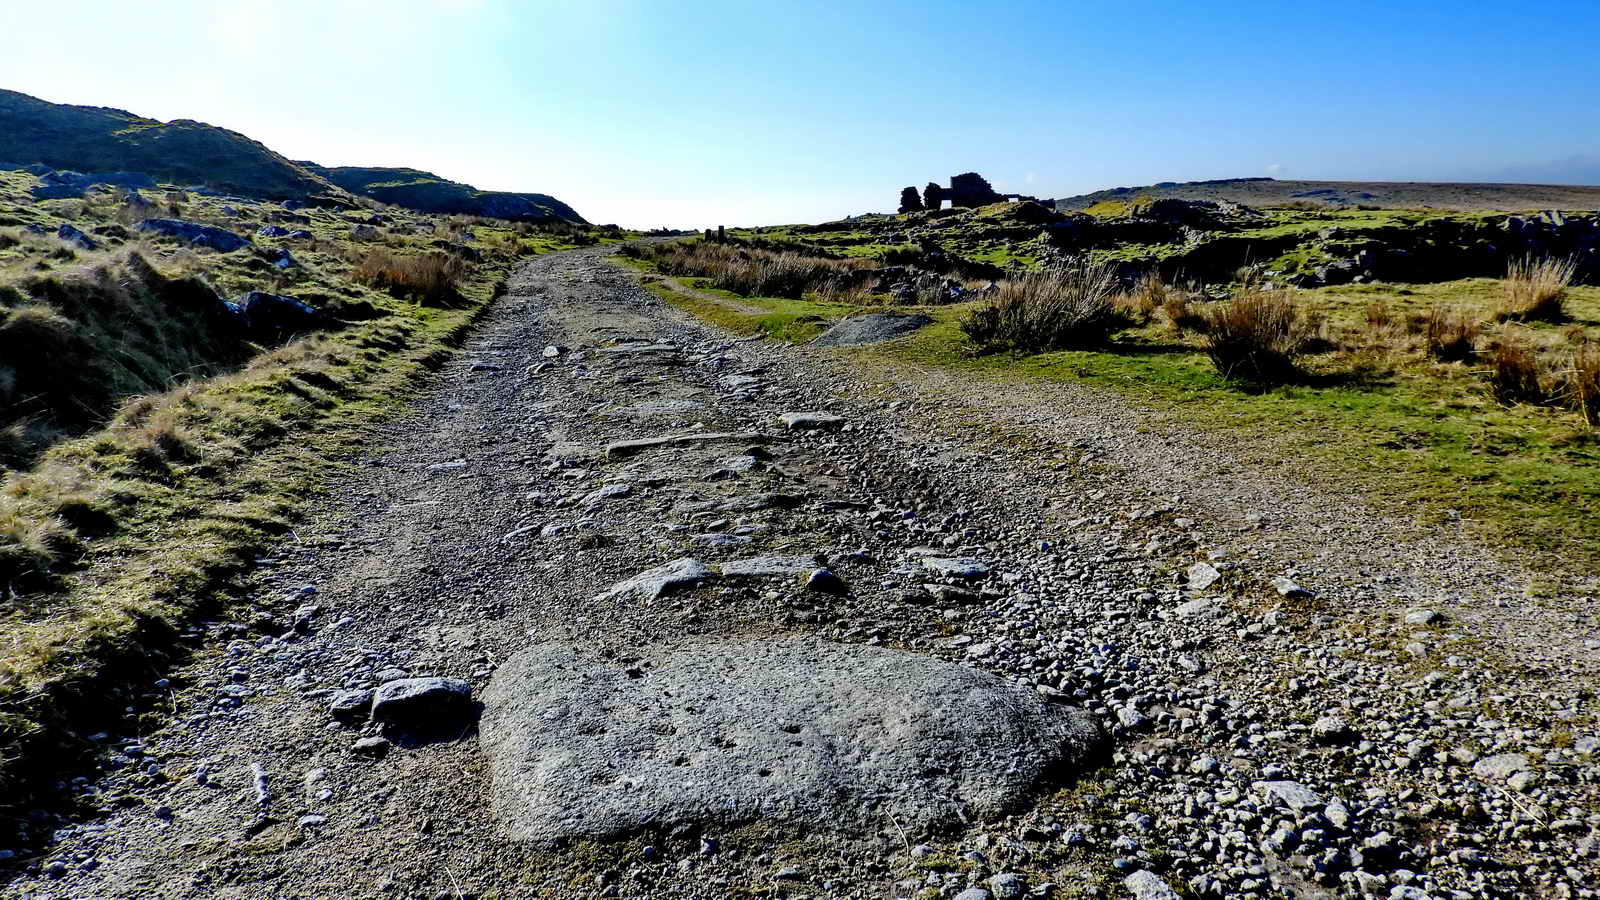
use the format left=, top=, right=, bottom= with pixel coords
left=351, top=248, right=466, bottom=306
left=1498, top=255, right=1576, bottom=322
left=1200, top=290, right=1316, bottom=384
left=960, top=262, right=1125, bottom=353
left=634, top=239, right=868, bottom=300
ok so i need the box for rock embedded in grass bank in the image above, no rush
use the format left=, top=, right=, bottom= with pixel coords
left=134, top=218, right=252, bottom=252
left=480, top=636, right=1104, bottom=842
left=811, top=312, right=932, bottom=347
left=55, top=224, right=96, bottom=251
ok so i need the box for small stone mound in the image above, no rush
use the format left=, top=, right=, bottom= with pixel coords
left=480, top=636, right=1104, bottom=843
left=812, top=313, right=932, bottom=348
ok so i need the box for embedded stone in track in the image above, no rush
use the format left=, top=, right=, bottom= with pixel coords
left=779, top=411, right=845, bottom=432
left=592, top=557, right=711, bottom=603
left=479, top=636, right=1105, bottom=843
left=603, top=399, right=710, bottom=420
left=720, top=555, right=819, bottom=578
left=605, top=431, right=773, bottom=460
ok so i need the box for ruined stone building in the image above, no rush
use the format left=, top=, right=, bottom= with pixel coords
left=899, top=172, right=1047, bottom=213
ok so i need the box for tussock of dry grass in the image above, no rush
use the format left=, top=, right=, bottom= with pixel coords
left=351, top=248, right=466, bottom=306
left=1420, top=305, right=1481, bottom=362
left=1201, top=290, right=1316, bottom=384
left=1162, top=293, right=1206, bottom=334
left=1498, top=255, right=1576, bottom=322
left=1121, top=272, right=1171, bottom=320
left=960, top=262, right=1125, bottom=352
left=1485, top=335, right=1551, bottom=406
left=631, top=239, right=868, bottom=300
left=1573, top=342, right=1600, bottom=427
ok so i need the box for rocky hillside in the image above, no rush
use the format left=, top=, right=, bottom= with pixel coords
left=0, top=90, right=585, bottom=221
left=745, top=198, right=1600, bottom=288
left=1057, top=177, right=1600, bottom=212
left=0, top=89, right=335, bottom=200
left=302, top=164, right=587, bottom=224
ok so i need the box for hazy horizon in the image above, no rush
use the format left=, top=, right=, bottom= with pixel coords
left=4, top=0, right=1599, bottom=228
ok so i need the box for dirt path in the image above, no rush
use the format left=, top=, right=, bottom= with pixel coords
left=6, top=246, right=1594, bottom=900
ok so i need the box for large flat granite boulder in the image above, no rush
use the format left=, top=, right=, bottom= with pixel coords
left=480, top=636, right=1104, bottom=843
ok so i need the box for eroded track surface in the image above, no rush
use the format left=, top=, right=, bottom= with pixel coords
left=9, top=247, right=1597, bottom=900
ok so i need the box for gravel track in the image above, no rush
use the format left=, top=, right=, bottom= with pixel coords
left=6, top=246, right=1596, bottom=900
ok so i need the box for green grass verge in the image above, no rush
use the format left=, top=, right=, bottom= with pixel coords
left=0, top=167, right=611, bottom=794
left=626, top=257, right=1600, bottom=576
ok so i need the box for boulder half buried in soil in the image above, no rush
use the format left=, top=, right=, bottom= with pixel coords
left=812, top=312, right=932, bottom=347
left=480, top=636, right=1104, bottom=843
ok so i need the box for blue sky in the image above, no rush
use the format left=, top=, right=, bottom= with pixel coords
left=3, top=0, right=1598, bottom=228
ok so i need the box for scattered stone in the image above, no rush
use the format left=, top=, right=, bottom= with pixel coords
left=352, top=736, right=390, bottom=756
left=1123, top=870, right=1181, bottom=900
left=805, top=568, right=847, bottom=595
left=328, top=689, right=373, bottom=723
left=251, top=762, right=271, bottom=806
left=1472, top=753, right=1530, bottom=781
left=988, top=872, right=1026, bottom=900
left=1403, top=609, right=1440, bottom=626
left=1174, top=597, right=1224, bottom=622
left=693, top=533, right=750, bottom=548
left=583, top=483, right=633, bottom=505
left=1270, top=576, right=1312, bottom=598
left=480, top=636, right=1104, bottom=842
left=1254, top=780, right=1323, bottom=812
left=920, top=557, right=990, bottom=579
left=1311, top=714, right=1352, bottom=744
left=1186, top=562, right=1222, bottom=592
left=370, top=677, right=475, bottom=733
left=230, top=291, right=326, bottom=340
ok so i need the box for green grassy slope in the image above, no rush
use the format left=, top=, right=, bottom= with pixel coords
left=0, top=89, right=335, bottom=200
